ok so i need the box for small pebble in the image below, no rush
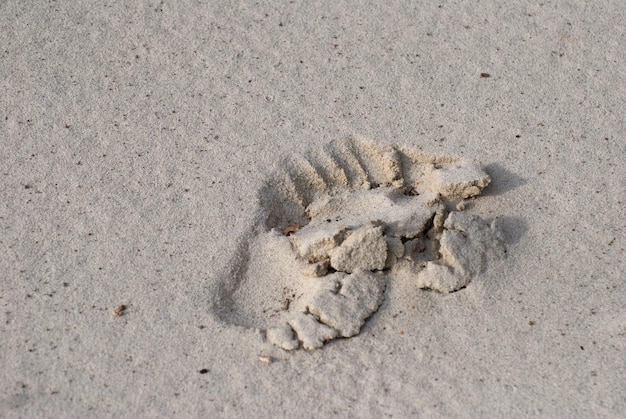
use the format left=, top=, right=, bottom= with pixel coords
left=112, top=305, right=127, bottom=317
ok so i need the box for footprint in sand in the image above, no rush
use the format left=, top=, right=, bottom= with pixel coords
left=212, top=136, right=505, bottom=350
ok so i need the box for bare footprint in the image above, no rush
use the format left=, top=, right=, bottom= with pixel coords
left=212, top=136, right=505, bottom=350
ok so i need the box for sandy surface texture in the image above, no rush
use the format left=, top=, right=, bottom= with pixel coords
left=1, top=1, right=624, bottom=416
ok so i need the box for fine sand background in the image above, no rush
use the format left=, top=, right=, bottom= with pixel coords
left=1, top=1, right=624, bottom=416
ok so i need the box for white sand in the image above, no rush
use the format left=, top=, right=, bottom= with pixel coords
left=1, top=1, right=624, bottom=416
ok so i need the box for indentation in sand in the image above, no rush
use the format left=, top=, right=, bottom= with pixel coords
left=213, top=136, right=505, bottom=350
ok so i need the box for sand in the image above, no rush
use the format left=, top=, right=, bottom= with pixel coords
left=1, top=0, right=624, bottom=416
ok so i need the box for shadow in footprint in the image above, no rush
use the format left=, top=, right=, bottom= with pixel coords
left=483, top=163, right=527, bottom=196
left=211, top=136, right=507, bottom=350
left=495, top=216, right=528, bottom=246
